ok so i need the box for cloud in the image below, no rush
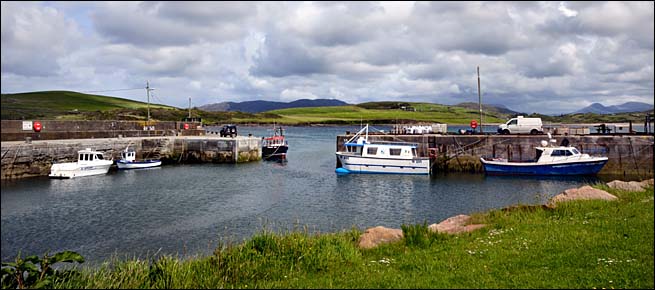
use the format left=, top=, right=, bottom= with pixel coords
left=1, top=2, right=83, bottom=77
left=1, top=1, right=653, bottom=115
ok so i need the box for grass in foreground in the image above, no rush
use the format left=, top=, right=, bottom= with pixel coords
left=21, top=185, right=654, bottom=288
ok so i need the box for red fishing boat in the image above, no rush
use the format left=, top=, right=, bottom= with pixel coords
left=262, top=126, right=288, bottom=161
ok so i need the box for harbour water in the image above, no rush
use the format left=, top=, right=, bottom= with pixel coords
left=1, top=126, right=605, bottom=265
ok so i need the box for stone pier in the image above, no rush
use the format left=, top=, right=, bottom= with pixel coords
left=1, top=136, right=261, bottom=180
left=336, top=134, right=654, bottom=178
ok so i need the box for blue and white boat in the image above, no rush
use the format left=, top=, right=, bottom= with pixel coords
left=480, top=135, right=608, bottom=176
left=335, top=124, right=430, bottom=175
left=116, top=147, right=162, bottom=170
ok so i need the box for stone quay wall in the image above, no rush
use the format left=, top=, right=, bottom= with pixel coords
left=1, top=136, right=261, bottom=180
left=1, top=120, right=204, bottom=141
left=336, top=134, right=654, bottom=178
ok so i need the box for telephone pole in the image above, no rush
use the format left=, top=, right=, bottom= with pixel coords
left=477, top=66, right=483, bottom=134
left=145, top=81, right=154, bottom=123
left=188, top=97, right=192, bottom=119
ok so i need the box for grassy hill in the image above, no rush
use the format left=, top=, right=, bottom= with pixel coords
left=2, top=91, right=652, bottom=126
left=232, top=102, right=507, bottom=125
left=1, top=91, right=176, bottom=120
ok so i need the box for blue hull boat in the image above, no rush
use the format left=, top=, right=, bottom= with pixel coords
left=480, top=140, right=608, bottom=176
left=481, top=159, right=608, bottom=175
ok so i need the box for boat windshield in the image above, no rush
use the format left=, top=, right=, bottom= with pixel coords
left=535, top=148, right=543, bottom=161
left=571, top=148, right=580, bottom=155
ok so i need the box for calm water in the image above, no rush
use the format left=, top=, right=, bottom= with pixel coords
left=1, top=126, right=603, bottom=265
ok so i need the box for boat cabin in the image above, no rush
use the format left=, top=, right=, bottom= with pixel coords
left=344, top=141, right=419, bottom=160
left=263, top=135, right=287, bottom=147
left=78, top=149, right=106, bottom=164
left=535, top=146, right=586, bottom=163
left=120, top=150, right=137, bottom=162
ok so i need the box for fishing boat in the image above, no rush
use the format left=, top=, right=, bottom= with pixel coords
left=49, top=148, right=114, bottom=179
left=116, top=147, right=162, bottom=169
left=335, top=124, right=430, bottom=175
left=480, top=134, right=608, bottom=175
left=262, top=126, right=288, bottom=161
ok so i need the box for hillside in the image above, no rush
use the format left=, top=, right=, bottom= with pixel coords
left=455, top=102, right=522, bottom=116
left=1, top=91, right=176, bottom=120
left=229, top=102, right=508, bottom=125
left=199, top=99, right=349, bottom=113
left=2, top=91, right=652, bottom=125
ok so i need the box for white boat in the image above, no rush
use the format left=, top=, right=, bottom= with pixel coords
left=49, top=148, right=114, bottom=179
left=335, top=124, right=430, bottom=175
left=480, top=134, right=608, bottom=175
left=116, top=147, right=162, bottom=169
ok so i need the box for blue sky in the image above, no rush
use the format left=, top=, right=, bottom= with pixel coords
left=1, top=1, right=653, bottom=114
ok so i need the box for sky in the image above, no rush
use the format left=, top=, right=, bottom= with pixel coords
left=1, top=1, right=653, bottom=114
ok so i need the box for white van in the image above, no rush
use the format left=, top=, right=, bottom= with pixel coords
left=498, top=116, right=543, bottom=134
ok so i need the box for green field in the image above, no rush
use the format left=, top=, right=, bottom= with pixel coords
left=233, top=103, right=507, bottom=125
left=1, top=91, right=175, bottom=120
left=4, top=184, right=649, bottom=288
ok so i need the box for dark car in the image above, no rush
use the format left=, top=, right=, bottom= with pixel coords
left=220, top=125, right=237, bottom=137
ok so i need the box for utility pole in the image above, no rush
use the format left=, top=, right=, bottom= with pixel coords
left=188, top=97, right=192, bottom=119
left=477, top=66, right=483, bottom=134
left=145, top=81, right=154, bottom=123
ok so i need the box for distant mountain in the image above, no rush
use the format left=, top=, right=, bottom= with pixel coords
left=573, top=102, right=654, bottom=114
left=455, top=102, right=522, bottom=115
left=198, top=99, right=349, bottom=113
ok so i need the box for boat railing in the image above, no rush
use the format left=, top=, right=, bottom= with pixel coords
left=363, top=140, right=420, bottom=147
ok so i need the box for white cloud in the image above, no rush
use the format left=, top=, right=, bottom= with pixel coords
left=1, top=1, right=653, bottom=115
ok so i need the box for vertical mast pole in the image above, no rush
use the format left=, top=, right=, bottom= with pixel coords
left=146, top=81, right=152, bottom=123
left=477, top=66, right=483, bottom=134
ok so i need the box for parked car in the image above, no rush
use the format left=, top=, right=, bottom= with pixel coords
left=498, top=116, right=543, bottom=134
left=220, top=124, right=237, bottom=137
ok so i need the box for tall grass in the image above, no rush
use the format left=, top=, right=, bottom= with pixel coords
left=44, top=184, right=654, bottom=289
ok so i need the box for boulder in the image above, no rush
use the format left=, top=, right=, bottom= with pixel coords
left=358, top=226, right=403, bottom=249
left=548, top=185, right=617, bottom=207
left=428, top=214, right=486, bottom=235
left=607, top=180, right=648, bottom=192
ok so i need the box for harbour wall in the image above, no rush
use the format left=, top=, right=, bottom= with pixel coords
left=336, top=134, right=654, bottom=178
left=0, top=120, right=204, bottom=141
left=1, top=136, right=261, bottom=180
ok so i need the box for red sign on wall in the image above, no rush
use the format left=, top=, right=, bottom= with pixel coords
left=33, top=121, right=42, bottom=132
left=184, top=123, right=189, bottom=130
left=470, top=120, right=478, bottom=129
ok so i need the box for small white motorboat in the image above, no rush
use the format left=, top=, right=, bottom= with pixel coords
left=116, top=147, right=162, bottom=170
left=49, top=148, right=114, bottom=179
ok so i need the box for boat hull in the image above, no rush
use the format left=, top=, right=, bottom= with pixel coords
left=480, top=158, right=608, bottom=176
left=49, top=162, right=113, bottom=179
left=336, top=153, right=430, bottom=175
left=263, top=145, right=288, bottom=161
left=116, top=160, right=162, bottom=169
